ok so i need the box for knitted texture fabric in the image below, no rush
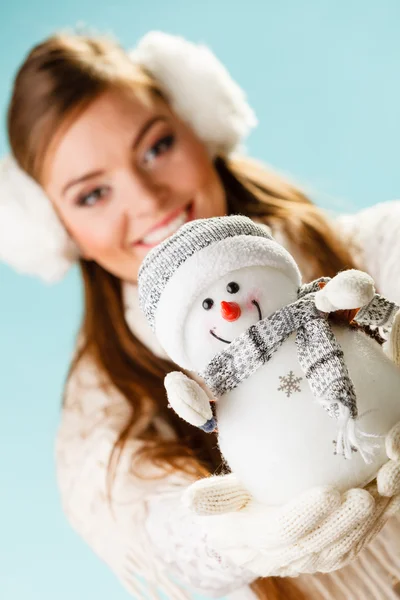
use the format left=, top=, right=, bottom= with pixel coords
left=55, top=201, right=400, bottom=599
left=377, top=422, right=400, bottom=497
left=193, top=475, right=400, bottom=578
left=138, top=215, right=274, bottom=330
left=355, top=293, right=400, bottom=330
left=387, top=314, right=400, bottom=365
left=183, top=474, right=252, bottom=516
left=201, top=279, right=339, bottom=398
left=200, top=279, right=400, bottom=459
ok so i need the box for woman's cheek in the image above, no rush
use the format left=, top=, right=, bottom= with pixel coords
left=171, top=152, right=206, bottom=193
left=77, top=224, right=115, bottom=258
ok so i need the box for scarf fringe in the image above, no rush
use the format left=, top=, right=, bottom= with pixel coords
left=319, top=401, right=382, bottom=463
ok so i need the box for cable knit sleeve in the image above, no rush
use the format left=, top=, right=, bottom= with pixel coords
left=335, top=199, right=400, bottom=303
left=55, top=355, right=256, bottom=600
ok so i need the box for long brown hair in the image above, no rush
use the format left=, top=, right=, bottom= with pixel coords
left=7, top=32, right=357, bottom=600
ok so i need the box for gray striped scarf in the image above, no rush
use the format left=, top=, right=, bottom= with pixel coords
left=201, top=278, right=399, bottom=425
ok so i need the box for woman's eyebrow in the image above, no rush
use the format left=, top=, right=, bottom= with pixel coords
left=62, top=170, right=105, bottom=196
left=132, top=115, right=168, bottom=150
left=61, top=116, right=168, bottom=197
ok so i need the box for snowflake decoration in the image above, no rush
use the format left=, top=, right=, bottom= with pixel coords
left=278, top=371, right=303, bottom=397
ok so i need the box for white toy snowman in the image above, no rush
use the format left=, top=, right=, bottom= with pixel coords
left=138, top=215, right=400, bottom=507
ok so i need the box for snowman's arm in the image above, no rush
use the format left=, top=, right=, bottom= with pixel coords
left=354, top=293, right=400, bottom=332
left=164, top=371, right=217, bottom=433
left=314, top=269, right=375, bottom=313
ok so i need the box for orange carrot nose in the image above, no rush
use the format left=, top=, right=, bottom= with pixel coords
left=221, top=301, right=241, bottom=321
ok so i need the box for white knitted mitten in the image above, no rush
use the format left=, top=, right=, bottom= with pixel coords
left=281, top=422, right=400, bottom=574
left=164, top=371, right=216, bottom=432
left=314, top=269, right=375, bottom=313
left=184, top=452, right=400, bottom=577
left=184, top=472, right=252, bottom=515
left=377, top=315, right=400, bottom=497
left=383, top=308, right=400, bottom=366
left=285, top=422, right=400, bottom=574
left=296, top=480, right=400, bottom=575
left=377, top=422, right=400, bottom=497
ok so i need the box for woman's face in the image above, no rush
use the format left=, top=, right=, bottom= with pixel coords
left=44, top=88, right=227, bottom=281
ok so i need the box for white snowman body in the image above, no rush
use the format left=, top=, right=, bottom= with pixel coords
left=216, top=326, right=400, bottom=505
left=182, top=265, right=400, bottom=506
left=139, top=215, right=400, bottom=508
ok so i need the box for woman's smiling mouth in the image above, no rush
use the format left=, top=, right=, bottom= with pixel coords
left=133, top=202, right=194, bottom=248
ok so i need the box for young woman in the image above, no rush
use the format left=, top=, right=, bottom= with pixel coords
left=3, top=31, right=400, bottom=600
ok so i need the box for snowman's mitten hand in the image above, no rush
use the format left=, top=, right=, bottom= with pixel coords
left=315, top=269, right=375, bottom=313
left=382, top=309, right=400, bottom=366
left=164, top=372, right=216, bottom=432
left=377, top=422, right=400, bottom=497
left=183, top=473, right=252, bottom=516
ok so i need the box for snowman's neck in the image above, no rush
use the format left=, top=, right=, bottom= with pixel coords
left=201, top=292, right=324, bottom=396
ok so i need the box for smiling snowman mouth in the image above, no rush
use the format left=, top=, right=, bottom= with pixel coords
left=210, top=300, right=262, bottom=344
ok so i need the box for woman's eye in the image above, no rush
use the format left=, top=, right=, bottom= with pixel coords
left=202, top=298, right=214, bottom=310
left=76, top=186, right=110, bottom=207
left=143, top=134, right=175, bottom=166
left=226, top=282, right=240, bottom=294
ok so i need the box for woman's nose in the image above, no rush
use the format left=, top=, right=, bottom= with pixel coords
left=221, top=301, right=241, bottom=321
left=125, top=170, right=169, bottom=216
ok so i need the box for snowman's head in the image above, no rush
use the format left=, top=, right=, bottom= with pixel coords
left=183, top=265, right=298, bottom=371
left=138, top=216, right=302, bottom=371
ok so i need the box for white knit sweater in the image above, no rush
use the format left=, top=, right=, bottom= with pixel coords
left=55, top=200, right=400, bottom=600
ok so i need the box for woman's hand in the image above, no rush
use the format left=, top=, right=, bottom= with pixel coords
left=382, top=307, right=400, bottom=365
left=183, top=423, right=400, bottom=578
left=172, top=298, right=400, bottom=577
left=377, top=422, right=400, bottom=497
left=269, top=423, right=400, bottom=576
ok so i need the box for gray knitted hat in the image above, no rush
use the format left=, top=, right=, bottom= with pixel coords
left=138, top=215, right=302, bottom=368
left=140, top=216, right=270, bottom=327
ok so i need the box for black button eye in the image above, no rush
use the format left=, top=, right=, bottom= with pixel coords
left=202, top=298, right=214, bottom=310
left=226, top=281, right=240, bottom=294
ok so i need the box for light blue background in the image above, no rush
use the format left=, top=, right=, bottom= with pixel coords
left=1, top=2, right=400, bottom=599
